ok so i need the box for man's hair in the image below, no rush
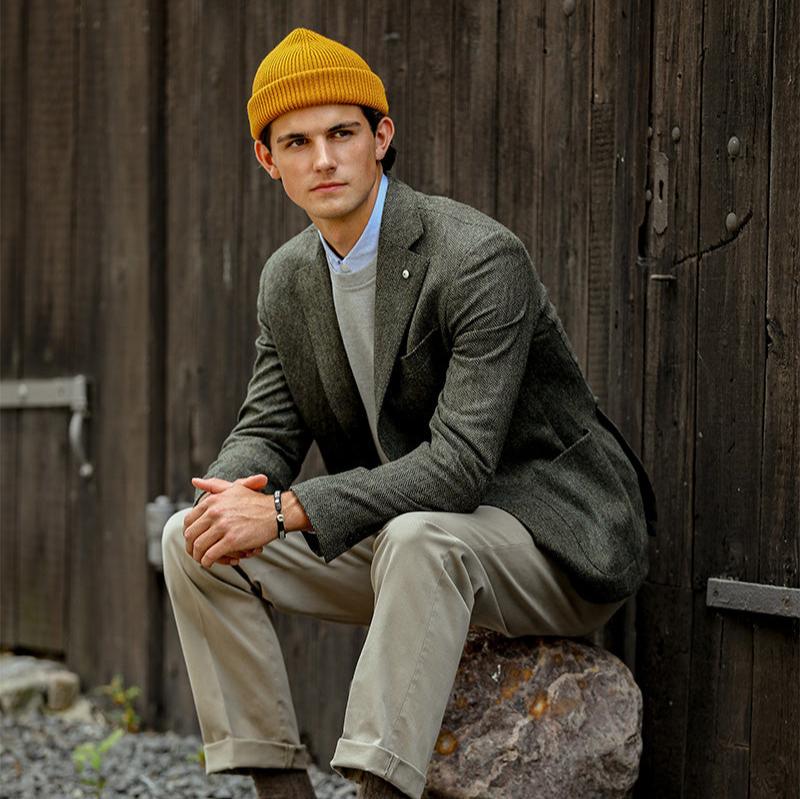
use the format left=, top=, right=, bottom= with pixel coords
left=259, top=105, right=397, bottom=173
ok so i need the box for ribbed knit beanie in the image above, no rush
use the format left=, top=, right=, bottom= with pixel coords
left=247, top=28, right=389, bottom=142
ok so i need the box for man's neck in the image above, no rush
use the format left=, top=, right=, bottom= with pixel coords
left=313, top=169, right=384, bottom=257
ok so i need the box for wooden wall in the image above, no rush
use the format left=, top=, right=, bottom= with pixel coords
left=637, top=1, right=799, bottom=796
left=1, top=0, right=797, bottom=793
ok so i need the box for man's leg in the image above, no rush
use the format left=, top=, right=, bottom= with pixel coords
left=330, top=505, right=624, bottom=799
left=162, top=508, right=375, bottom=781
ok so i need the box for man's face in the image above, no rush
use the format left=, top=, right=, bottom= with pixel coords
left=254, top=104, right=394, bottom=228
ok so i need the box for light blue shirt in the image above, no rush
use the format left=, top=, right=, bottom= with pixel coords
left=317, top=173, right=389, bottom=275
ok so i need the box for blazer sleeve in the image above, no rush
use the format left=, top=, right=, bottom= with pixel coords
left=292, top=229, right=543, bottom=561
left=195, top=264, right=313, bottom=503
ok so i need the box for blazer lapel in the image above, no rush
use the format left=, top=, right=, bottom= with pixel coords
left=297, top=238, right=369, bottom=438
left=373, top=178, right=428, bottom=414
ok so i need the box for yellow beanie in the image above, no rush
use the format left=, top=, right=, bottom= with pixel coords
left=247, top=28, right=389, bottom=142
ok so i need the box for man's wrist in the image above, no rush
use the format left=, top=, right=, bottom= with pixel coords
left=280, top=490, right=314, bottom=533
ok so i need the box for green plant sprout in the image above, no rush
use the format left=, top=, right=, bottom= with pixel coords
left=98, top=674, right=141, bottom=732
left=187, top=745, right=206, bottom=768
left=72, top=728, right=124, bottom=796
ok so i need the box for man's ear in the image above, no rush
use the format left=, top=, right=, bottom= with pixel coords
left=374, top=116, right=395, bottom=161
left=254, top=140, right=281, bottom=180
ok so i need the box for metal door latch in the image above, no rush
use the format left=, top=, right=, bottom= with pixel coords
left=0, top=375, right=93, bottom=478
left=707, top=577, right=800, bottom=619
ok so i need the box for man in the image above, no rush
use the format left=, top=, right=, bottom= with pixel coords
left=162, top=27, right=657, bottom=799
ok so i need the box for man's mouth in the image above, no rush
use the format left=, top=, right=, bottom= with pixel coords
left=312, top=182, right=346, bottom=192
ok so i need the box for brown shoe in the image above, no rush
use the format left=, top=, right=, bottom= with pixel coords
left=250, top=767, right=315, bottom=799
left=356, top=771, right=406, bottom=798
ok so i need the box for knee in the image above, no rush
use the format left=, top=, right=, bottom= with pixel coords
left=162, top=508, right=193, bottom=587
left=374, top=511, right=460, bottom=562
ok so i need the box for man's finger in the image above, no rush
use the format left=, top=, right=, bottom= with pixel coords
left=201, top=537, right=235, bottom=569
left=237, top=473, right=269, bottom=489
left=184, top=511, right=213, bottom=556
left=192, top=525, right=225, bottom=564
left=192, top=476, right=234, bottom=494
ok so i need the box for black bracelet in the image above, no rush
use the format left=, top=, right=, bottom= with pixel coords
left=273, top=490, right=286, bottom=540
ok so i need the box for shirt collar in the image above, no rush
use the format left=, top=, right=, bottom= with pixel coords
left=317, top=173, right=389, bottom=275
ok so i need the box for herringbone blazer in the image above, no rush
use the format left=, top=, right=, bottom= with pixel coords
left=202, top=176, right=657, bottom=603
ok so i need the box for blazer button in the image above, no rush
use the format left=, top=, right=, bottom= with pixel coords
left=402, top=269, right=410, bottom=279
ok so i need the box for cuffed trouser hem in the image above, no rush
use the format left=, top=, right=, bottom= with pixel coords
left=204, top=737, right=312, bottom=775
left=330, top=738, right=427, bottom=799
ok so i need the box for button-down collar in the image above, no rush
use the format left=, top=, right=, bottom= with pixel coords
left=318, top=173, right=388, bottom=275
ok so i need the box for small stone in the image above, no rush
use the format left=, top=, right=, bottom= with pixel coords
left=47, top=671, right=80, bottom=711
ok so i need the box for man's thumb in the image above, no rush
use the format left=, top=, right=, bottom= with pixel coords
left=239, top=473, right=268, bottom=490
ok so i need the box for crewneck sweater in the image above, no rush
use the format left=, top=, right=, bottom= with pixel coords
left=330, top=256, right=389, bottom=464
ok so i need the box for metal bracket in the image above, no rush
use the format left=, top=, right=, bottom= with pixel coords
left=0, top=376, right=93, bottom=479
left=706, top=578, right=800, bottom=620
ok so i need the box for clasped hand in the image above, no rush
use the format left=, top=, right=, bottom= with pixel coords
left=183, top=474, right=276, bottom=569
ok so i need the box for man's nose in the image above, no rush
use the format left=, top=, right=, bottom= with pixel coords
left=313, top=139, right=336, bottom=171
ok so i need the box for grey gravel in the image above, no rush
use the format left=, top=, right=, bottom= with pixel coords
left=0, top=710, right=356, bottom=799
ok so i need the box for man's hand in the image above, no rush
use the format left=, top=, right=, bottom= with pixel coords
left=183, top=474, right=276, bottom=568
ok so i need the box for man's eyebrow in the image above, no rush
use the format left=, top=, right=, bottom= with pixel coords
left=275, top=120, right=361, bottom=144
left=327, top=121, right=361, bottom=133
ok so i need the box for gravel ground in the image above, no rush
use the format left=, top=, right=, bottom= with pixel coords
left=0, top=708, right=356, bottom=799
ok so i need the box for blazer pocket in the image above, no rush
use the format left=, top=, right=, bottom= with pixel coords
left=594, top=404, right=658, bottom=536
left=540, top=429, right=639, bottom=578
left=399, top=326, right=440, bottom=375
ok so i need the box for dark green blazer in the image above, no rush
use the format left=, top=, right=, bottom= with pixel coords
left=202, top=176, right=658, bottom=603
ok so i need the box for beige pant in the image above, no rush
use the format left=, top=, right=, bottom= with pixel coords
left=162, top=505, right=624, bottom=799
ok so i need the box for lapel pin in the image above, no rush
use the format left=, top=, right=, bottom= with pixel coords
left=401, top=269, right=410, bottom=279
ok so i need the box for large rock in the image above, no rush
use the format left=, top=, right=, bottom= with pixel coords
left=425, top=630, right=642, bottom=799
left=0, top=654, right=80, bottom=713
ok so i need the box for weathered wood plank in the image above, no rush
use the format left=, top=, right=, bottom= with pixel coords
left=641, top=0, right=703, bottom=590
left=682, top=595, right=724, bottom=798
left=166, top=0, right=245, bottom=498
left=603, top=0, right=651, bottom=445
left=635, top=582, right=693, bottom=798
left=16, top=0, right=78, bottom=653
left=0, top=412, right=19, bottom=648
left=363, top=0, right=407, bottom=179
left=68, top=0, right=110, bottom=693
left=450, top=0, right=497, bottom=218
left=0, top=0, right=26, bottom=650
left=166, top=0, right=205, bottom=501
left=495, top=0, right=543, bottom=257
left=16, top=412, right=69, bottom=651
left=687, top=0, right=773, bottom=792
left=404, top=0, right=453, bottom=197
left=750, top=618, right=800, bottom=799
left=585, top=5, right=614, bottom=402
left=540, top=0, right=591, bottom=363
left=693, top=0, right=770, bottom=586
left=163, top=0, right=246, bottom=729
left=53, top=0, right=164, bottom=717
left=750, top=0, right=800, bottom=794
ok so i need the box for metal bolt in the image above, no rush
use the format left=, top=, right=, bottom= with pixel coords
left=562, top=0, right=576, bottom=16
left=401, top=269, right=410, bottom=279
left=725, top=212, right=738, bottom=233
left=727, top=136, right=741, bottom=157
left=647, top=126, right=653, bottom=140
left=671, top=126, right=681, bottom=143
left=645, top=189, right=653, bottom=202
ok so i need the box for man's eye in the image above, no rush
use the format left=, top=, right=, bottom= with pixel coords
left=288, top=138, right=306, bottom=148
left=332, top=130, right=352, bottom=138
